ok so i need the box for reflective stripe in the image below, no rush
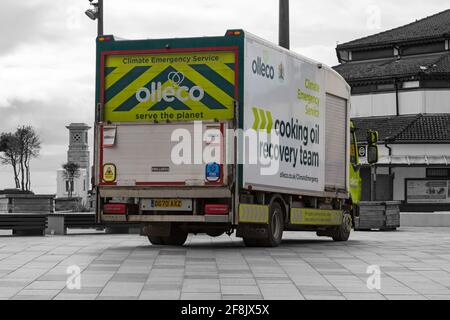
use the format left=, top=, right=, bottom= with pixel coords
left=290, top=208, right=343, bottom=226
left=239, top=204, right=269, bottom=224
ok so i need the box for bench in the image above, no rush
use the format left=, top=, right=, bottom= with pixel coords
left=47, top=212, right=104, bottom=235
left=0, top=214, right=48, bottom=236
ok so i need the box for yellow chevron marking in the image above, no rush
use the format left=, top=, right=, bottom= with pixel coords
left=104, top=79, right=233, bottom=122
left=117, top=80, right=181, bottom=113
left=104, top=51, right=235, bottom=122
left=105, top=66, right=135, bottom=90
left=205, top=61, right=235, bottom=84
left=176, top=64, right=235, bottom=103
left=105, top=79, right=231, bottom=117
left=105, top=64, right=169, bottom=111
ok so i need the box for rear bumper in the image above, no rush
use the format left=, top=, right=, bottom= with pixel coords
left=101, top=214, right=230, bottom=224
left=99, top=187, right=232, bottom=198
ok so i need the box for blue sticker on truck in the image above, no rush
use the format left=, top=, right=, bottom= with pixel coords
left=205, top=163, right=221, bottom=182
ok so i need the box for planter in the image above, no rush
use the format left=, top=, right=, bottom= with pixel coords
left=0, top=194, right=55, bottom=213
left=355, top=201, right=401, bottom=231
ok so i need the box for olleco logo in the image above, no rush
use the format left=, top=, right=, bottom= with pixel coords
left=136, top=71, right=205, bottom=103
left=252, top=57, right=275, bottom=80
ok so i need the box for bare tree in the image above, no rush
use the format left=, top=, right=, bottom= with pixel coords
left=62, top=162, right=80, bottom=198
left=17, top=127, right=41, bottom=191
left=0, top=126, right=41, bottom=191
left=0, top=133, right=21, bottom=189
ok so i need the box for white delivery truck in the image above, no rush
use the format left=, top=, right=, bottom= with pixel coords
left=94, top=30, right=357, bottom=247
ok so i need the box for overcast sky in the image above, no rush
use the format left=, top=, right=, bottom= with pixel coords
left=0, top=0, right=449, bottom=194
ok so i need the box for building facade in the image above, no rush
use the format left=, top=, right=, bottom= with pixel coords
left=334, top=9, right=450, bottom=211
left=56, top=123, right=91, bottom=206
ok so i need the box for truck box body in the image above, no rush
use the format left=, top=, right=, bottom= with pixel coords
left=242, top=33, right=349, bottom=197
left=94, top=30, right=351, bottom=236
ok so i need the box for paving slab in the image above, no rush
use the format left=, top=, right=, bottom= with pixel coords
left=0, top=227, right=450, bottom=300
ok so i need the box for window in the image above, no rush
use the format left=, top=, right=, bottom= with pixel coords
left=352, top=48, right=393, bottom=61
left=403, top=81, right=420, bottom=89
left=421, top=80, right=450, bottom=88
left=351, top=85, right=377, bottom=94
left=377, top=83, right=395, bottom=91
left=402, top=42, right=445, bottom=56
left=351, top=83, right=396, bottom=94
left=426, top=168, right=450, bottom=178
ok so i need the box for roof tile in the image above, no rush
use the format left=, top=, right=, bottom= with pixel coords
left=352, top=114, right=450, bottom=143
left=333, top=52, right=450, bottom=82
left=338, top=9, right=450, bottom=49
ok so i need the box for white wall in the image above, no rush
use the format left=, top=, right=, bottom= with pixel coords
left=351, top=89, right=450, bottom=117
left=424, top=90, right=450, bottom=113
left=398, top=91, right=423, bottom=114
left=351, top=93, right=396, bottom=117
left=56, top=168, right=89, bottom=205
left=392, top=144, right=450, bottom=156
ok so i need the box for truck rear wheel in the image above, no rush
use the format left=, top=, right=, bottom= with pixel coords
left=148, top=236, right=164, bottom=245
left=160, top=226, right=188, bottom=246
left=244, top=202, right=284, bottom=247
left=243, top=238, right=262, bottom=247
left=332, top=212, right=352, bottom=242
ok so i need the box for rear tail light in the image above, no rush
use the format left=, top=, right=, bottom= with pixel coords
left=103, top=204, right=127, bottom=215
left=226, top=30, right=242, bottom=36
left=205, top=204, right=229, bottom=215
left=98, top=36, right=112, bottom=42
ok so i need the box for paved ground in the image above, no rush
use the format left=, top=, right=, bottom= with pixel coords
left=1, top=227, right=450, bottom=300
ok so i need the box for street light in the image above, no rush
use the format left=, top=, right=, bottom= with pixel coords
left=85, top=0, right=103, bottom=36
left=85, top=0, right=104, bottom=203
left=85, top=8, right=98, bottom=21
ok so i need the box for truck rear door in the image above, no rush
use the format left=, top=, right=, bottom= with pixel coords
left=100, top=122, right=227, bottom=187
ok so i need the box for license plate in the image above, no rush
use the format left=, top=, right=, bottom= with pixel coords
left=154, top=199, right=182, bottom=208
left=141, top=199, right=193, bottom=211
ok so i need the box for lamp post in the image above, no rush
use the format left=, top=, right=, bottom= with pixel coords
left=84, top=0, right=103, bottom=206
left=85, top=0, right=103, bottom=36
left=279, top=0, right=290, bottom=49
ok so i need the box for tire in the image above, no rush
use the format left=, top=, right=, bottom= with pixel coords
left=243, top=238, right=262, bottom=247
left=332, top=212, right=352, bottom=242
left=148, top=236, right=164, bottom=245
left=244, top=202, right=284, bottom=247
left=160, top=226, right=188, bottom=246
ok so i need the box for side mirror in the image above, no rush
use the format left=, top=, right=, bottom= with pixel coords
left=367, top=145, right=379, bottom=165
left=367, top=130, right=379, bottom=145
